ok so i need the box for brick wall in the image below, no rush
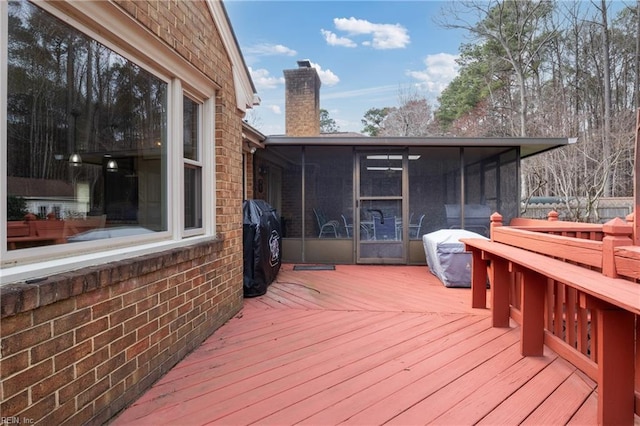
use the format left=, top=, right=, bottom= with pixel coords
left=245, top=153, right=255, bottom=200
left=0, top=241, right=242, bottom=424
left=1, top=1, right=246, bottom=424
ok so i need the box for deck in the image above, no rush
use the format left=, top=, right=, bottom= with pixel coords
left=111, top=264, right=612, bottom=425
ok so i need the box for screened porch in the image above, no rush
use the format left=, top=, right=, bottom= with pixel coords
left=253, top=136, right=570, bottom=265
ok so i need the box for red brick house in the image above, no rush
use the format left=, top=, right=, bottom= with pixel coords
left=1, top=1, right=259, bottom=423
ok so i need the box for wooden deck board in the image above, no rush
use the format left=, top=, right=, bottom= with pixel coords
left=521, top=369, right=594, bottom=425
left=422, top=350, right=559, bottom=425
left=477, top=357, right=578, bottom=425
left=111, top=264, right=612, bottom=425
left=322, top=330, right=522, bottom=425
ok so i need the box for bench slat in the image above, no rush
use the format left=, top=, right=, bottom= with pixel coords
left=491, top=227, right=604, bottom=269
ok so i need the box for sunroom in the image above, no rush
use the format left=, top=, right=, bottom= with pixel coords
left=254, top=135, right=574, bottom=265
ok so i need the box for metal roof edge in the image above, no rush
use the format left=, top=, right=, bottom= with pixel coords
left=262, top=135, right=574, bottom=159
left=263, top=135, right=573, bottom=147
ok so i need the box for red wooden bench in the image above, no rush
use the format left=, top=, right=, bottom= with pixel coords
left=7, top=214, right=107, bottom=249
left=7, top=220, right=66, bottom=249
left=462, top=213, right=640, bottom=425
left=7, top=215, right=65, bottom=249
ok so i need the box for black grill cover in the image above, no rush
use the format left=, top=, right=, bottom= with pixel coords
left=242, top=200, right=282, bottom=297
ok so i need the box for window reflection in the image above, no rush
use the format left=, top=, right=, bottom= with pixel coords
left=6, top=1, right=167, bottom=249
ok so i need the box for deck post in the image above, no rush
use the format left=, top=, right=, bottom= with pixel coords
left=602, top=217, right=633, bottom=278
left=519, top=269, right=546, bottom=356
left=470, top=248, right=487, bottom=309
left=489, top=256, right=511, bottom=328
left=547, top=210, right=559, bottom=221
left=489, top=212, right=502, bottom=241
left=596, top=307, right=635, bottom=425
left=624, top=213, right=637, bottom=245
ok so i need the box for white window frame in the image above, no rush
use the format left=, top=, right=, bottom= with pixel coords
left=0, top=1, right=218, bottom=284
left=181, top=92, right=205, bottom=237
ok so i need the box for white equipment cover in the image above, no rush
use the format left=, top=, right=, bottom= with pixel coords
left=423, top=229, right=488, bottom=288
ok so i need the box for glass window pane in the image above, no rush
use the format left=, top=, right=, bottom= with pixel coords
left=6, top=1, right=167, bottom=250
left=182, top=95, right=201, bottom=230
left=184, top=165, right=202, bottom=229
left=183, top=97, right=199, bottom=161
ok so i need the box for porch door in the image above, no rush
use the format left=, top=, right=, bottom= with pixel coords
left=356, top=151, right=407, bottom=264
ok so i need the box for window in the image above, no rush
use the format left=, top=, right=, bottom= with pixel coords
left=183, top=96, right=202, bottom=231
left=2, top=1, right=216, bottom=273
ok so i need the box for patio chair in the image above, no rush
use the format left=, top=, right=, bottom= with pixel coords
left=313, top=208, right=339, bottom=238
left=409, top=213, right=425, bottom=238
left=341, top=214, right=372, bottom=240
left=372, top=216, right=397, bottom=240
left=341, top=214, right=353, bottom=237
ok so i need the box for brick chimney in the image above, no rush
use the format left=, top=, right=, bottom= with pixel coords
left=284, top=60, right=321, bottom=136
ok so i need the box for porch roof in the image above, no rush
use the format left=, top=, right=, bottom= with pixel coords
left=264, top=135, right=577, bottom=158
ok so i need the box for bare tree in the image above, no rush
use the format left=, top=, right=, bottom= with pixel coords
left=594, top=0, right=614, bottom=196
left=379, top=86, right=435, bottom=137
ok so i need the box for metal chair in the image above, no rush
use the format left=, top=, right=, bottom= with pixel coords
left=341, top=214, right=353, bottom=238
left=409, top=214, right=425, bottom=238
left=313, top=209, right=339, bottom=238
left=372, top=216, right=397, bottom=240
left=342, top=214, right=371, bottom=240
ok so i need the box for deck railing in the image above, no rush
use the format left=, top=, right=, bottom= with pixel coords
left=468, top=211, right=639, bottom=422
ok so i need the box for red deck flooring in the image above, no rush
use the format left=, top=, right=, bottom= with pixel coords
left=110, top=264, right=617, bottom=425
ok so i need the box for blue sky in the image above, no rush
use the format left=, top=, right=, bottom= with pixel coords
left=224, top=1, right=470, bottom=135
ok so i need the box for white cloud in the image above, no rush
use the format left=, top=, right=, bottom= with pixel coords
left=333, top=17, right=409, bottom=50
left=321, top=29, right=357, bottom=47
left=322, top=84, right=399, bottom=100
left=407, top=53, right=459, bottom=97
left=244, top=43, right=297, bottom=57
left=268, top=105, right=281, bottom=115
left=310, top=61, right=340, bottom=87
left=249, top=67, right=285, bottom=90
left=251, top=62, right=339, bottom=90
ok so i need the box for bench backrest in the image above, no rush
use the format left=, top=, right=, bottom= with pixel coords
left=491, top=226, right=604, bottom=269
left=7, top=221, right=30, bottom=238
left=35, top=220, right=65, bottom=238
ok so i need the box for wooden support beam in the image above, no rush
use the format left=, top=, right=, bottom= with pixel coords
left=519, top=269, right=546, bottom=356
left=470, top=248, right=487, bottom=309
left=596, top=308, right=635, bottom=425
left=489, top=257, right=511, bottom=328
